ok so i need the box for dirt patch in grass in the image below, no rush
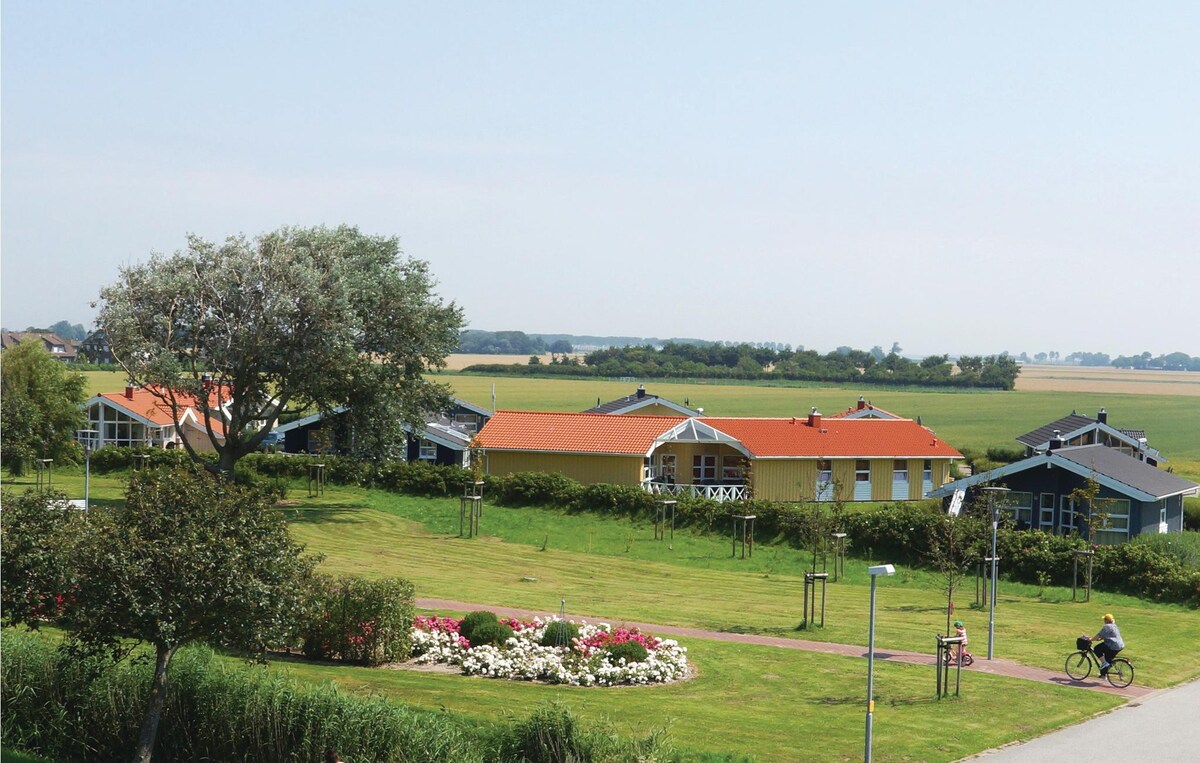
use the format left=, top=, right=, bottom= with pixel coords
left=1015, top=365, right=1200, bottom=396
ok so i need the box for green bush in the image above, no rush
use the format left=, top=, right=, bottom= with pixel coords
left=570, top=483, right=653, bottom=516
left=466, top=621, right=515, bottom=648
left=457, top=610, right=499, bottom=646
left=1130, top=532, right=1200, bottom=572
left=487, top=471, right=581, bottom=506
left=539, top=620, right=580, bottom=648
left=0, top=629, right=489, bottom=762
left=301, top=575, right=415, bottom=665
left=605, top=640, right=649, bottom=664
left=1185, top=498, right=1200, bottom=532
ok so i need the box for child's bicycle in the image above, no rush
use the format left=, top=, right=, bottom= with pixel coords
left=941, top=645, right=974, bottom=667
left=1065, top=636, right=1134, bottom=688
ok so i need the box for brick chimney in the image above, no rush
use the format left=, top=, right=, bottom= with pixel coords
left=857, top=396, right=867, bottom=410
left=125, top=385, right=135, bottom=400
left=808, top=407, right=822, bottom=428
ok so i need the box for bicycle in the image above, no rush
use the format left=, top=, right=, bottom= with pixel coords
left=1064, top=637, right=1134, bottom=688
left=942, top=646, right=974, bottom=667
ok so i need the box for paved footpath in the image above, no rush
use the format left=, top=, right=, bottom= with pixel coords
left=416, top=598, right=1151, bottom=700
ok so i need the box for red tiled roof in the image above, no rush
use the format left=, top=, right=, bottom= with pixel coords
left=702, top=417, right=962, bottom=458
left=475, top=411, right=686, bottom=455
left=96, top=385, right=227, bottom=435
left=474, top=411, right=962, bottom=460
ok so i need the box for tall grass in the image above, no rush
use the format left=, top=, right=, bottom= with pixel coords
left=1131, top=531, right=1200, bottom=571
left=1, top=629, right=671, bottom=762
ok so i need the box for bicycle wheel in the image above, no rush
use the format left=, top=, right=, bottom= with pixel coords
left=1065, top=651, right=1092, bottom=680
left=1106, top=659, right=1134, bottom=688
left=962, top=652, right=974, bottom=667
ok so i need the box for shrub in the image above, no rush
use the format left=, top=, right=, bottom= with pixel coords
left=465, top=620, right=515, bottom=648
left=570, top=483, right=653, bottom=516
left=605, top=640, right=649, bottom=664
left=301, top=575, right=416, bottom=665
left=0, top=630, right=490, bottom=763
left=1130, top=532, right=1200, bottom=572
left=539, top=619, right=580, bottom=648
left=487, top=471, right=581, bottom=506
left=457, top=610, right=499, bottom=646
left=1185, top=498, right=1200, bottom=532
left=497, top=704, right=586, bottom=763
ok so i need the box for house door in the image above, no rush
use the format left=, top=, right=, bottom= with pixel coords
left=658, top=453, right=676, bottom=483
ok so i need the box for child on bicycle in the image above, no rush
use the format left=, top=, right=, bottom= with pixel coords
left=948, top=620, right=972, bottom=663
left=1089, top=613, right=1124, bottom=676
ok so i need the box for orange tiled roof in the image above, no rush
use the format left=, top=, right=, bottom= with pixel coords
left=97, top=385, right=227, bottom=435
left=474, top=411, right=962, bottom=460
left=474, top=411, right=686, bottom=455
left=702, top=417, right=962, bottom=458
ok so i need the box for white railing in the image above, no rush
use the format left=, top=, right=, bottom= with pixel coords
left=643, top=480, right=748, bottom=502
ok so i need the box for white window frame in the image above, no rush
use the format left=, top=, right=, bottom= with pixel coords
left=1039, top=493, right=1055, bottom=529
left=1006, top=492, right=1033, bottom=526
left=693, top=454, right=716, bottom=483
left=418, top=438, right=437, bottom=461
left=1093, top=499, right=1131, bottom=544
left=893, top=460, right=908, bottom=482
left=854, top=459, right=871, bottom=500
left=922, top=459, right=933, bottom=482
left=658, top=453, right=677, bottom=481
left=721, top=454, right=745, bottom=482
left=453, top=413, right=479, bottom=433
left=816, top=460, right=833, bottom=501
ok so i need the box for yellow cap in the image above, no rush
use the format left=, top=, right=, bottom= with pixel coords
left=1103, top=613, right=1114, bottom=623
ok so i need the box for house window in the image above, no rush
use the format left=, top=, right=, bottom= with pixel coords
left=453, top=413, right=479, bottom=433
left=419, top=439, right=437, bottom=461
left=854, top=460, right=871, bottom=500
left=816, top=460, right=833, bottom=501
left=693, top=454, right=716, bottom=483
left=893, top=460, right=908, bottom=482
left=922, top=460, right=933, bottom=482
left=1039, top=493, right=1055, bottom=529
left=1093, top=499, right=1131, bottom=544
left=855, top=460, right=870, bottom=482
left=1006, top=492, right=1033, bottom=527
left=722, top=455, right=745, bottom=482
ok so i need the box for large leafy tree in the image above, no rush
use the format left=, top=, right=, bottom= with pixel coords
left=97, top=225, right=464, bottom=477
left=1, top=339, right=86, bottom=475
left=9, top=467, right=319, bottom=763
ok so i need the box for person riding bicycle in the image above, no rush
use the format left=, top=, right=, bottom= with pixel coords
left=1088, top=613, right=1124, bottom=676
left=948, top=620, right=971, bottom=662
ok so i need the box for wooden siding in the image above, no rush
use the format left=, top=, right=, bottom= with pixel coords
left=751, top=459, right=818, bottom=501
left=485, top=451, right=643, bottom=486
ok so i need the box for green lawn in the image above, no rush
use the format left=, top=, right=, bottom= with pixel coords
left=9, top=467, right=1195, bottom=761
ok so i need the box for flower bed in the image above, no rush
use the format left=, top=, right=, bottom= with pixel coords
left=411, top=613, right=689, bottom=687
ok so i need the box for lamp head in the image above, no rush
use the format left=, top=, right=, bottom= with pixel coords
left=867, top=564, right=895, bottom=577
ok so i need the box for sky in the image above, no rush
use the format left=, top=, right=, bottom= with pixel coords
left=3, top=2, right=1198, bottom=357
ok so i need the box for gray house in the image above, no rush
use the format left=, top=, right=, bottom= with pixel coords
left=930, top=443, right=1197, bottom=542
left=1016, top=408, right=1161, bottom=465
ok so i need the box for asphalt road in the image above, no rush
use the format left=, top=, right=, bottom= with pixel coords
left=965, top=678, right=1200, bottom=761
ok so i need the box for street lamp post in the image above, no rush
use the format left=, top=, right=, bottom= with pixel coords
left=77, top=429, right=98, bottom=511
left=865, top=563, right=895, bottom=763
left=980, top=486, right=1009, bottom=660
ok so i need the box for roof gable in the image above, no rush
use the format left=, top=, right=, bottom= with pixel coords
left=582, top=388, right=700, bottom=417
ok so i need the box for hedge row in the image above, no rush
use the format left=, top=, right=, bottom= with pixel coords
left=486, top=471, right=1200, bottom=606
left=0, top=629, right=670, bottom=762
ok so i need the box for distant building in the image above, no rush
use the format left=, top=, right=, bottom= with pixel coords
left=79, top=330, right=115, bottom=364
left=1, top=332, right=80, bottom=363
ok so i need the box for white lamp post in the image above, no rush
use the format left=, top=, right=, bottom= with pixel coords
left=865, top=563, right=895, bottom=763
left=77, top=429, right=98, bottom=511
left=980, top=486, right=1009, bottom=660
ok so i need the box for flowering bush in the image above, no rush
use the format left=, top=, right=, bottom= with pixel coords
left=412, top=614, right=688, bottom=687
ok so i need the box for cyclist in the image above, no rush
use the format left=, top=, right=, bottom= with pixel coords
left=1088, top=613, right=1124, bottom=676
left=947, top=620, right=971, bottom=663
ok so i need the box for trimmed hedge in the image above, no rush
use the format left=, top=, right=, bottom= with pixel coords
left=301, top=575, right=416, bottom=665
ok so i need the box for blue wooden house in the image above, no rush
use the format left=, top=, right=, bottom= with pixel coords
left=929, top=442, right=1197, bottom=542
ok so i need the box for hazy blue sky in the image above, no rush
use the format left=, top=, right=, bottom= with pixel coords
left=4, top=2, right=1198, bottom=356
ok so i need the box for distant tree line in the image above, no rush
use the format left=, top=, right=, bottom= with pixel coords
left=1109, top=351, right=1200, bottom=371
left=1, top=320, right=88, bottom=341
left=457, top=330, right=573, bottom=355
left=464, top=342, right=1021, bottom=389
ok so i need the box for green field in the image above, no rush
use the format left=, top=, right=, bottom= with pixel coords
left=9, top=467, right=1198, bottom=761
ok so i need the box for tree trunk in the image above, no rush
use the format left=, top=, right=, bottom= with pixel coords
left=132, top=644, right=175, bottom=763
left=217, top=447, right=240, bottom=482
